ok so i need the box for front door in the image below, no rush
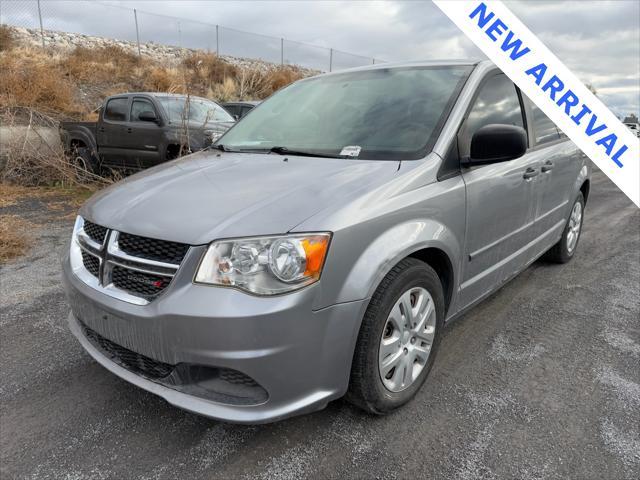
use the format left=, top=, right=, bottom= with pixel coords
left=123, top=97, right=165, bottom=168
left=97, top=96, right=130, bottom=167
left=458, top=73, right=542, bottom=308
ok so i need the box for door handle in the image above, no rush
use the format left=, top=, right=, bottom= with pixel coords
left=541, top=161, right=554, bottom=173
left=98, top=127, right=105, bottom=132
left=523, top=167, right=539, bottom=180
left=127, top=128, right=132, bottom=133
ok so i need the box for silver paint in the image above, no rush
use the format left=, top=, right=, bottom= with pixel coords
left=63, top=60, right=591, bottom=423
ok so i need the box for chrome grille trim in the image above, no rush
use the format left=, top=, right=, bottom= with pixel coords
left=70, top=217, right=189, bottom=305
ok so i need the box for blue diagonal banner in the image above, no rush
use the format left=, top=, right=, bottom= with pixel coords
left=433, top=0, right=640, bottom=207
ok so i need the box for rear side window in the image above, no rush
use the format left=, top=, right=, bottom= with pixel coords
left=131, top=98, right=156, bottom=122
left=104, top=98, right=128, bottom=122
left=224, top=105, right=239, bottom=117
left=459, top=74, right=525, bottom=157
left=529, top=100, right=561, bottom=144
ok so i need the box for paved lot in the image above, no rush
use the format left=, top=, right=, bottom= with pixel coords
left=1, top=170, right=639, bottom=480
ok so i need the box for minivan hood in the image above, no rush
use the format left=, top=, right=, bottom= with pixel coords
left=82, top=151, right=400, bottom=245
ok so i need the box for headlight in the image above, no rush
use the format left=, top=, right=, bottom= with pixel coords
left=194, top=233, right=331, bottom=295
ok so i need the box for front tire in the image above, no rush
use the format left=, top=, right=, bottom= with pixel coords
left=545, top=192, right=585, bottom=263
left=347, top=258, right=445, bottom=415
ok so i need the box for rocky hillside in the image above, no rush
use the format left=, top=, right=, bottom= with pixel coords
left=7, top=26, right=319, bottom=75
left=0, top=25, right=315, bottom=120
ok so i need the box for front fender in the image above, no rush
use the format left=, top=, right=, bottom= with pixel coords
left=336, top=219, right=461, bottom=306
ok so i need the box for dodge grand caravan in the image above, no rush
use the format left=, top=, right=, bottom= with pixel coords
left=63, top=60, right=590, bottom=423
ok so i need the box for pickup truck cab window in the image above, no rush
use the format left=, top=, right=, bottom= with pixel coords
left=130, top=98, right=157, bottom=122
left=104, top=97, right=129, bottom=122
left=157, top=97, right=234, bottom=124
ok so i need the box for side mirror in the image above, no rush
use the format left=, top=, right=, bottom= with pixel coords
left=467, top=124, right=527, bottom=165
left=233, top=114, right=239, bottom=121
left=138, top=111, right=159, bottom=124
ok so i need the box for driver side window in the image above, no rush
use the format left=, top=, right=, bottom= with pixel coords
left=459, top=74, right=525, bottom=158
left=131, top=98, right=157, bottom=122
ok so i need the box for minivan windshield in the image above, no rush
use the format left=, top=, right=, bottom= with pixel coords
left=217, top=66, right=472, bottom=160
left=158, top=96, right=234, bottom=124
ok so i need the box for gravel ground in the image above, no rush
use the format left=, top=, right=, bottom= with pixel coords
left=1, top=170, right=639, bottom=480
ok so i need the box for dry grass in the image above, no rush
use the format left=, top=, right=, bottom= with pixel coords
left=0, top=47, right=78, bottom=116
left=0, top=214, right=33, bottom=263
left=0, top=25, right=14, bottom=52
left=60, top=45, right=145, bottom=84
left=0, top=183, right=59, bottom=208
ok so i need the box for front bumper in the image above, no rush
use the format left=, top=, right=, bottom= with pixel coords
left=62, top=255, right=368, bottom=424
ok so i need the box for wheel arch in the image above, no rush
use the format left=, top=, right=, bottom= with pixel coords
left=580, top=178, right=590, bottom=204
left=408, top=247, right=455, bottom=316
left=322, top=219, right=461, bottom=316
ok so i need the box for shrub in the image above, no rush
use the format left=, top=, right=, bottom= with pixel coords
left=182, top=52, right=238, bottom=86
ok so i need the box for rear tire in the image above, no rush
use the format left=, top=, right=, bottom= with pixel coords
left=545, top=192, right=585, bottom=263
left=72, top=146, right=99, bottom=181
left=346, top=258, right=445, bottom=415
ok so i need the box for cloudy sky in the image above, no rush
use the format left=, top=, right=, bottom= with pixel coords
left=3, top=0, right=639, bottom=118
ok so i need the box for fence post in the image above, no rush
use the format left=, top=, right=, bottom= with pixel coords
left=216, top=25, right=219, bottom=56
left=329, top=48, right=333, bottom=72
left=133, top=9, right=141, bottom=57
left=37, top=0, right=45, bottom=50
left=280, top=38, right=284, bottom=65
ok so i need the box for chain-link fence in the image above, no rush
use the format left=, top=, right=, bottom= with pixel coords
left=0, top=0, right=381, bottom=71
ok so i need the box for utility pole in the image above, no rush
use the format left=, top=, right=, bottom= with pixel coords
left=329, top=48, right=333, bottom=72
left=134, top=9, right=141, bottom=57
left=37, top=0, right=45, bottom=50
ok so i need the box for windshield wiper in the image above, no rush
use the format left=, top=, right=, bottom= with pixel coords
left=268, top=146, right=342, bottom=159
left=211, top=144, right=238, bottom=152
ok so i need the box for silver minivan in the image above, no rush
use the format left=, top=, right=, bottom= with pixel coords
left=63, top=60, right=590, bottom=423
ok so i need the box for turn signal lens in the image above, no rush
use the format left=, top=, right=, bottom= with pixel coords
left=301, top=236, right=330, bottom=278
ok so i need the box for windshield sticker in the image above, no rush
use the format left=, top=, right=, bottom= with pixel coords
left=339, top=146, right=361, bottom=157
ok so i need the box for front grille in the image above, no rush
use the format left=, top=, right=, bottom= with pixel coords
left=82, top=322, right=174, bottom=379
left=118, top=232, right=189, bottom=265
left=111, top=265, right=171, bottom=298
left=75, top=218, right=190, bottom=304
left=81, top=251, right=100, bottom=278
left=220, top=368, right=258, bottom=386
left=83, top=221, right=107, bottom=245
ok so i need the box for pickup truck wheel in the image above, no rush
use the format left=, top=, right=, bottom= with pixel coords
left=347, top=258, right=444, bottom=415
left=544, top=191, right=585, bottom=263
left=72, top=147, right=99, bottom=181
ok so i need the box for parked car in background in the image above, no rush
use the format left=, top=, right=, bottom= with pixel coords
left=221, top=101, right=260, bottom=120
left=64, top=60, right=590, bottom=424
left=624, top=122, right=639, bottom=138
left=60, top=93, right=235, bottom=172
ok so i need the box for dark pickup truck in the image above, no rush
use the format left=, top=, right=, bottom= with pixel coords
left=60, top=93, right=235, bottom=172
